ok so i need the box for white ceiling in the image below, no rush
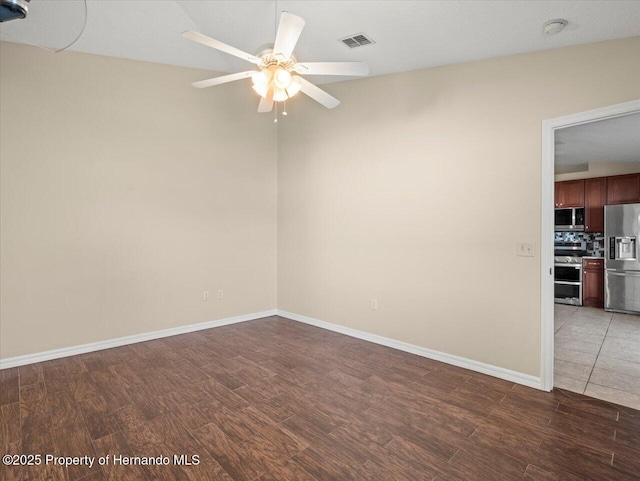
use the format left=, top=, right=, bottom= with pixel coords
left=2, top=1, right=640, bottom=84
left=555, top=113, right=640, bottom=166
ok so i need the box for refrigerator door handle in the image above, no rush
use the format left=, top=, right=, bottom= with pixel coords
left=607, top=270, right=640, bottom=277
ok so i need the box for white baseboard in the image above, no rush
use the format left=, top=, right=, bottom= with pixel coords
left=0, top=309, right=277, bottom=370
left=277, top=309, right=543, bottom=391
left=1, top=308, right=543, bottom=391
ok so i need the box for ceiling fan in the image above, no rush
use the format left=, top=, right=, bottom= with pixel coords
left=182, top=11, right=369, bottom=113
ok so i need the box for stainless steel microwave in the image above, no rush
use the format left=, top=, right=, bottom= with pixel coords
left=555, top=207, right=585, bottom=231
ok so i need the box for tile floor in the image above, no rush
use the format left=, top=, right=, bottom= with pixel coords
left=554, top=304, right=640, bottom=410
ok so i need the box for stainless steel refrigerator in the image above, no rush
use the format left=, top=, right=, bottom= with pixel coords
left=605, top=203, right=640, bottom=314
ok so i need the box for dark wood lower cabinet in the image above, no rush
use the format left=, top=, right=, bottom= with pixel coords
left=583, top=258, right=604, bottom=308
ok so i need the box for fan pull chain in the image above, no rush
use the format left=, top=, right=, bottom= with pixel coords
left=282, top=99, right=288, bottom=116
left=274, top=102, right=278, bottom=123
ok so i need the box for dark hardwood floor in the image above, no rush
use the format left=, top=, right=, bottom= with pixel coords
left=1, top=316, right=639, bottom=480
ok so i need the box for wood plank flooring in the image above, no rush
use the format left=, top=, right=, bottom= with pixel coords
left=1, top=316, right=639, bottom=480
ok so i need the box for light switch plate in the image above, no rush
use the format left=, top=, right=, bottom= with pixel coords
left=517, top=242, right=535, bottom=257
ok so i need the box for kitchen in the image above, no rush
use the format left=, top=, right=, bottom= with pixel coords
left=553, top=113, right=640, bottom=408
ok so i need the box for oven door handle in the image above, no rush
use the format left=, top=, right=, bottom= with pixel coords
left=554, top=281, right=581, bottom=285
left=554, top=264, right=582, bottom=269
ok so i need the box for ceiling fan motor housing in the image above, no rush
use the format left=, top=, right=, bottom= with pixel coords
left=255, top=46, right=296, bottom=70
left=0, top=0, right=30, bottom=23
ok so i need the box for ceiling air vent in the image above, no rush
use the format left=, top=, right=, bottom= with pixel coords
left=339, top=33, right=375, bottom=48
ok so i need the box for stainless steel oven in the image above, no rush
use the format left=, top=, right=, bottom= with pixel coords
left=554, top=237, right=586, bottom=306
left=554, top=258, right=582, bottom=306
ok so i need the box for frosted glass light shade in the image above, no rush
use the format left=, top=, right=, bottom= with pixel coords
left=273, top=69, right=292, bottom=89
left=286, top=76, right=302, bottom=97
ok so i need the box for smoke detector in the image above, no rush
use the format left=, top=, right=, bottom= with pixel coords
left=544, top=19, right=568, bottom=35
left=0, top=0, right=30, bottom=23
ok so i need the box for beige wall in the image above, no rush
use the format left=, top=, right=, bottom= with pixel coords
left=3, top=36, right=640, bottom=377
left=0, top=42, right=277, bottom=359
left=555, top=161, right=640, bottom=181
left=278, top=37, right=640, bottom=377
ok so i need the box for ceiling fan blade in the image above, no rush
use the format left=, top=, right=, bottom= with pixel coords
left=294, top=62, right=369, bottom=77
left=192, top=71, right=257, bottom=89
left=298, top=78, right=340, bottom=109
left=182, top=31, right=260, bottom=64
left=258, top=95, right=274, bottom=113
left=273, top=12, right=305, bottom=59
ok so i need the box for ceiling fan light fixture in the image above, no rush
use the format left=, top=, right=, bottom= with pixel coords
left=252, top=70, right=272, bottom=86
left=273, top=68, right=292, bottom=89
left=252, top=83, right=269, bottom=98
left=286, top=76, right=302, bottom=97
left=273, top=88, right=288, bottom=102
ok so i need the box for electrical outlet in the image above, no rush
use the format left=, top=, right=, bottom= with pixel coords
left=371, top=299, right=378, bottom=310
left=218, top=289, right=224, bottom=299
left=517, top=242, right=535, bottom=257
left=204, top=291, right=210, bottom=301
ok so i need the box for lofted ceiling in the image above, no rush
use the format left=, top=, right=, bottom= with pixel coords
left=1, top=1, right=640, bottom=85
left=555, top=113, right=640, bottom=167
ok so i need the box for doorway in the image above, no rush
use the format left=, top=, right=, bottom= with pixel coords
left=541, top=100, right=640, bottom=408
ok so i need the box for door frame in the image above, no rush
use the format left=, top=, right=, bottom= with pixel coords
left=540, top=99, right=640, bottom=391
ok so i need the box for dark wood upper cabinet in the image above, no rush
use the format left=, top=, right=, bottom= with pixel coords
left=555, top=180, right=585, bottom=208
left=583, top=258, right=604, bottom=308
left=585, top=177, right=607, bottom=233
left=607, top=173, right=640, bottom=205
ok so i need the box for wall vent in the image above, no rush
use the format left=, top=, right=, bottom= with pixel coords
left=339, top=33, right=375, bottom=48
